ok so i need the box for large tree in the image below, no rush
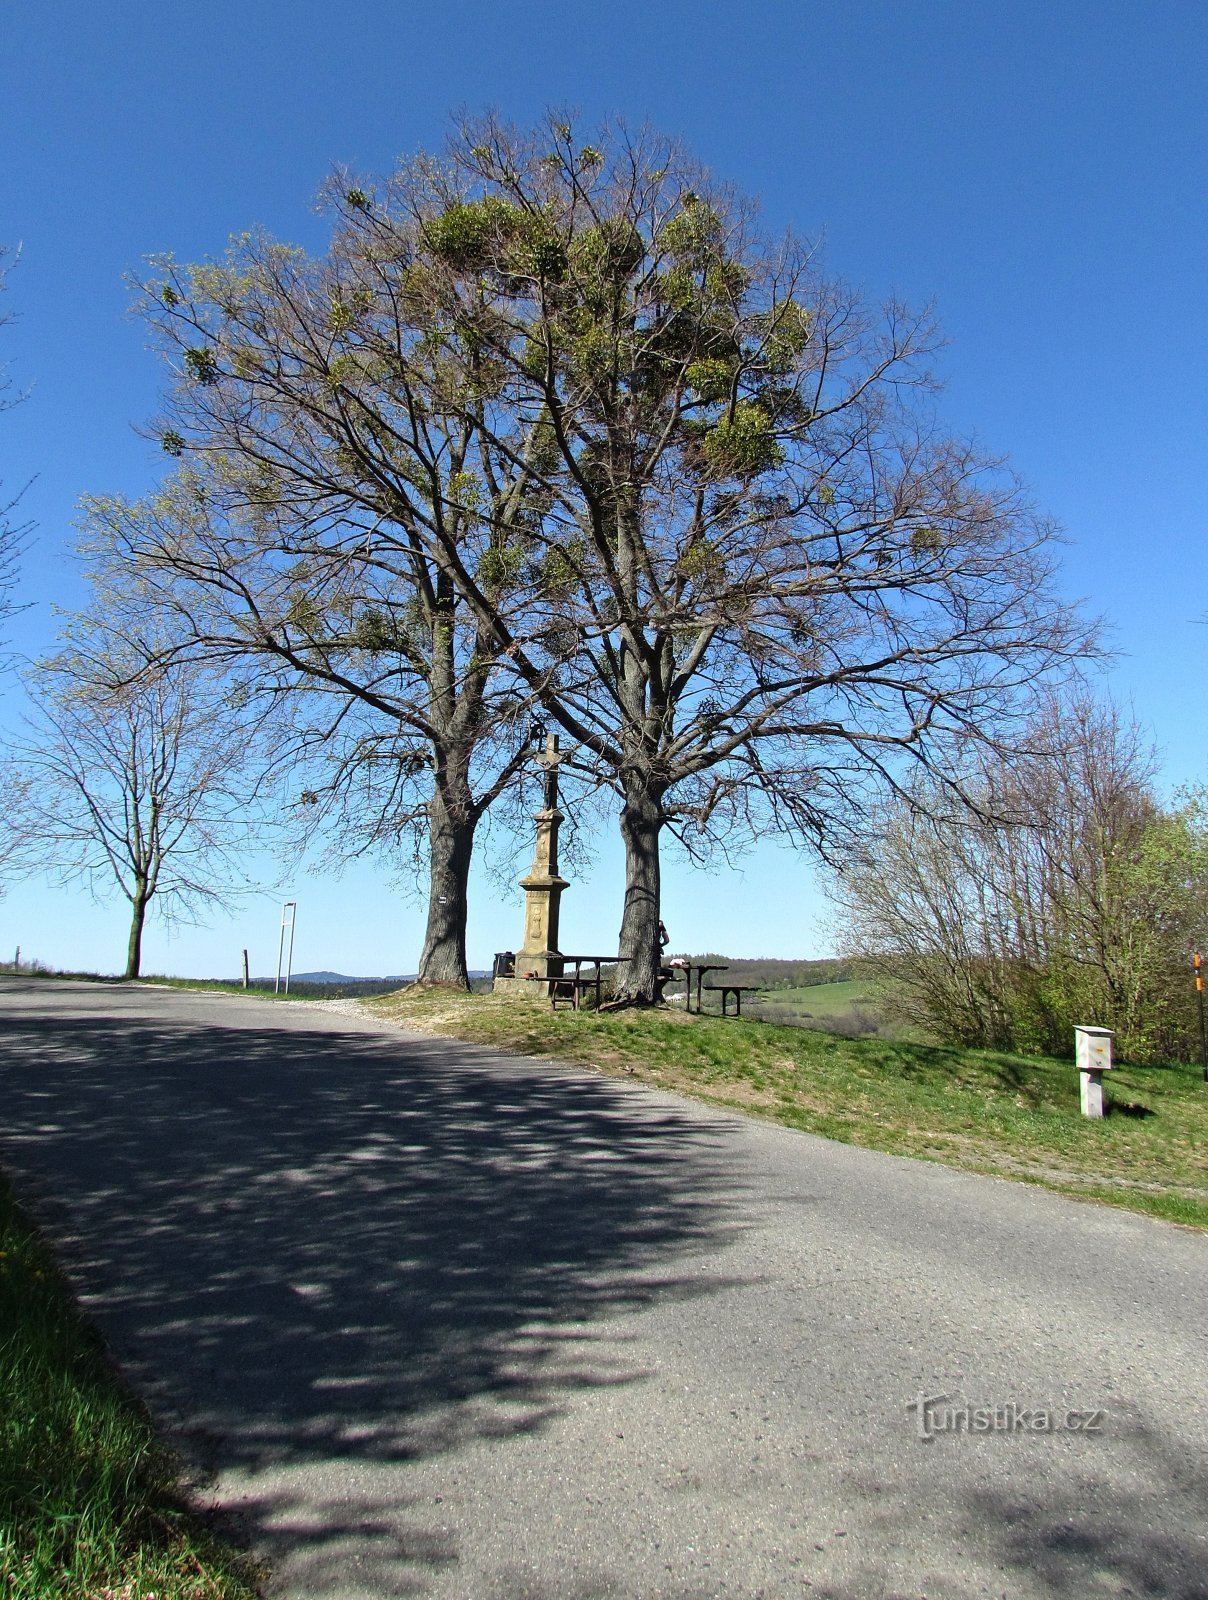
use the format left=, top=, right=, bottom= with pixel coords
left=330, top=116, right=1091, bottom=1000
left=86, top=472, right=540, bottom=985
left=112, top=118, right=1090, bottom=1001
left=107, top=203, right=568, bottom=983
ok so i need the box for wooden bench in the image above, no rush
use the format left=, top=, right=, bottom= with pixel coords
left=549, top=975, right=604, bottom=1010
left=701, top=983, right=762, bottom=1018
left=547, top=955, right=614, bottom=1011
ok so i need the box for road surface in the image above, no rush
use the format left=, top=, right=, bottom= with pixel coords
left=1, top=978, right=1205, bottom=1599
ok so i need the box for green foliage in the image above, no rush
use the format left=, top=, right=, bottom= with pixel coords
left=570, top=220, right=646, bottom=281
left=182, top=347, right=219, bottom=386
left=445, top=469, right=484, bottom=518
left=514, top=214, right=568, bottom=281
left=757, top=299, right=813, bottom=371
left=657, top=263, right=698, bottom=314
left=538, top=537, right=584, bottom=598
left=159, top=430, right=184, bottom=457
left=835, top=708, right=1208, bottom=1065
left=702, top=403, right=783, bottom=478
left=159, top=283, right=180, bottom=308
left=328, top=296, right=358, bottom=333
left=424, top=198, right=524, bottom=271
left=677, top=536, right=723, bottom=583
left=910, top=523, right=943, bottom=556
left=285, top=590, right=322, bottom=634
left=478, top=538, right=525, bottom=597
left=345, top=188, right=371, bottom=210
left=569, top=324, right=616, bottom=382
left=704, top=259, right=750, bottom=304
left=351, top=608, right=396, bottom=652
left=662, top=198, right=724, bottom=264
left=685, top=358, right=734, bottom=403
left=423, top=199, right=568, bottom=283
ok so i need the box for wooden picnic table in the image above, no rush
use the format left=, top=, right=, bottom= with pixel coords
left=665, top=960, right=730, bottom=1013
left=547, top=954, right=618, bottom=1010
left=700, top=981, right=763, bottom=1018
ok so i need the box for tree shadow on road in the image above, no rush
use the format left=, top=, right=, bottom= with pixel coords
left=0, top=991, right=753, bottom=1590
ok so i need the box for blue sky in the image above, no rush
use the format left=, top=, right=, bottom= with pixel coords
left=1, top=0, right=1204, bottom=977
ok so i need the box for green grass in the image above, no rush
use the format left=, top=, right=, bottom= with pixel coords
left=749, top=977, right=890, bottom=1031
left=373, top=988, right=1208, bottom=1229
left=0, top=1175, right=260, bottom=1600
left=754, top=979, right=876, bottom=1015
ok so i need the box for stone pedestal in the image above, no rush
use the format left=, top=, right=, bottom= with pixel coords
left=515, top=808, right=568, bottom=978
left=495, top=733, right=570, bottom=994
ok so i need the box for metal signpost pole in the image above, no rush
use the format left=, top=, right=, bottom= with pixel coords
left=275, top=901, right=297, bottom=995
left=1195, top=952, right=1207, bottom=1083
left=284, top=903, right=297, bottom=995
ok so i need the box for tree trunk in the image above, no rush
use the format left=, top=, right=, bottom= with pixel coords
left=416, top=780, right=476, bottom=988
left=611, top=777, right=667, bottom=1006
left=124, top=890, right=148, bottom=980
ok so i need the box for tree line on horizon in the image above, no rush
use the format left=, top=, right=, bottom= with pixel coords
left=5, top=114, right=1200, bottom=1030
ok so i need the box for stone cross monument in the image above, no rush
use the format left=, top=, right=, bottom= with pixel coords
left=514, top=732, right=569, bottom=979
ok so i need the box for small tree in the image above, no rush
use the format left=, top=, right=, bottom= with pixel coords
left=830, top=694, right=1208, bottom=1061
left=13, top=621, right=261, bottom=978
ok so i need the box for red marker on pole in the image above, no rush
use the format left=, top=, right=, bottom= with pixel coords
left=1195, top=953, right=1207, bottom=1082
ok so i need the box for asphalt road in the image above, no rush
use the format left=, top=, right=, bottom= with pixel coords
left=1, top=978, right=1205, bottom=1600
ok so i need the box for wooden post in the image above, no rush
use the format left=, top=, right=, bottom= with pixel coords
left=241, top=948, right=250, bottom=989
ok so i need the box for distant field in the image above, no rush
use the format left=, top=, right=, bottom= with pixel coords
left=744, top=978, right=894, bottom=1036
left=754, top=979, right=877, bottom=1016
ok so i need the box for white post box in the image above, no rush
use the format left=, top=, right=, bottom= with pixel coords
left=1074, top=1026, right=1113, bottom=1118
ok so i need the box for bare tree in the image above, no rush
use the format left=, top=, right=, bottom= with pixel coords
left=104, top=192, right=571, bottom=983
left=345, top=115, right=1092, bottom=1001
left=829, top=693, right=1208, bottom=1061
left=12, top=618, right=263, bottom=978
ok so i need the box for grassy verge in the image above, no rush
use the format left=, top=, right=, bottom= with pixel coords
left=138, top=975, right=318, bottom=1000
left=371, top=988, right=1208, bottom=1229
left=0, top=1175, right=260, bottom=1599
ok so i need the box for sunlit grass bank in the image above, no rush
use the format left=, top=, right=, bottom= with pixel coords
left=0, top=1176, right=260, bottom=1600
left=372, top=987, right=1208, bottom=1229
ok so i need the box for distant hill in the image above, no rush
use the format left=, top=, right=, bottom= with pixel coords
left=670, top=955, right=854, bottom=990
left=288, top=971, right=412, bottom=985
left=244, top=970, right=492, bottom=998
